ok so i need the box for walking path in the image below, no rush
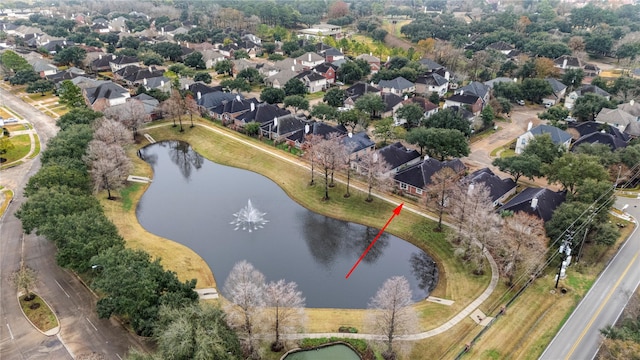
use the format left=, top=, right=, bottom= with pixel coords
left=143, top=121, right=500, bottom=341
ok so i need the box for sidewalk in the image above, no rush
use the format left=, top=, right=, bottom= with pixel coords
left=143, top=120, right=501, bottom=341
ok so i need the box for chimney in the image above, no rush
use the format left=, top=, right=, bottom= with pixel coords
left=527, top=121, right=533, bottom=131
left=197, top=91, right=201, bottom=100
left=112, top=54, right=116, bottom=60
left=236, top=94, right=241, bottom=101
left=370, top=52, right=372, bottom=56
left=467, top=183, right=475, bottom=195
left=631, top=99, right=635, bottom=106
left=531, top=197, right=538, bottom=210
left=160, top=80, right=164, bottom=87
left=250, top=102, right=255, bottom=111
left=143, top=78, right=147, bottom=85
left=99, top=54, right=102, bottom=59
left=291, top=66, right=295, bottom=71
left=148, top=66, right=152, bottom=72
left=63, top=40, right=67, bottom=45
left=161, top=26, right=165, bottom=35
left=459, top=90, right=464, bottom=95
left=445, top=71, right=450, bottom=80
left=562, top=59, right=568, bottom=69
left=308, top=53, right=311, bottom=62
left=293, top=59, right=297, bottom=65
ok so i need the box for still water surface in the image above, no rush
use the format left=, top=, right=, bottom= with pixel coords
left=137, top=141, right=438, bottom=308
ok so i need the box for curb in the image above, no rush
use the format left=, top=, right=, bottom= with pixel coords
left=16, top=291, right=61, bottom=336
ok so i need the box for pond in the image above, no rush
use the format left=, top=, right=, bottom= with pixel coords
left=137, top=141, right=438, bottom=308
left=282, top=344, right=361, bottom=360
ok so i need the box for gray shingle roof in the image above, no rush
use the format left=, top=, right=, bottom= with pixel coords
left=378, top=142, right=420, bottom=169
left=378, top=76, right=414, bottom=91
left=85, top=82, right=129, bottom=104
left=342, top=132, right=375, bottom=153
left=529, top=124, right=572, bottom=145
left=462, top=168, right=516, bottom=204
left=497, top=187, right=566, bottom=222
left=394, top=158, right=466, bottom=189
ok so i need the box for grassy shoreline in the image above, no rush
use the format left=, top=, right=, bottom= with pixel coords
left=101, top=119, right=491, bottom=352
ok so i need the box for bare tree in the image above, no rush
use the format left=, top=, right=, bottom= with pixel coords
left=11, top=266, right=37, bottom=299
left=185, top=94, right=199, bottom=128
left=160, top=91, right=186, bottom=131
left=367, top=276, right=419, bottom=358
left=223, top=260, right=265, bottom=358
left=103, top=100, right=148, bottom=137
left=315, top=133, right=342, bottom=200
left=302, top=134, right=322, bottom=186
left=84, top=140, right=132, bottom=199
left=426, top=167, right=460, bottom=231
left=359, top=150, right=392, bottom=202
left=498, top=212, right=547, bottom=286
left=92, top=118, right=132, bottom=147
left=264, top=279, right=305, bottom=352
left=340, top=143, right=356, bottom=198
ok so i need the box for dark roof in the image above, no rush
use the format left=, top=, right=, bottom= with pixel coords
left=286, top=121, right=345, bottom=144
left=554, top=55, right=581, bottom=67
left=109, top=55, right=139, bottom=66
left=572, top=132, right=628, bottom=151
left=546, top=78, right=567, bottom=93
left=322, top=47, right=343, bottom=57
left=210, top=96, right=260, bottom=115
left=90, top=54, right=115, bottom=69
left=197, top=91, right=241, bottom=109
left=497, top=187, right=566, bottom=222
left=570, top=121, right=629, bottom=142
left=446, top=93, right=481, bottom=105
left=313, top=62, right=338, bottom=73
left=405, top=97, right=438, bottom=112
left=447, top=105, right=474, bottom=120
left=85, top=82, right=129, bottom=104
left=378, top=142, right=420, bottom=169
left=346, top=82, right=380, bottom=98
left=115, top=65, right=164, bottom=83
left=394, top=157, right=466, bottom=189
left=295, top=70, right=325, bottom=82
left=42, top=40, right=75, bottom=52
left=418, top=58, right=443, bottom=70
left=416, top=72, right=448, bottom=86
left=342, top=132, right=375, bottom=153
left=462, top=168, right=516, bottom=204
left=267, top=114, right=309, bottom=136
left=382, top=93, right=403, bottom=112
left=456, top=81, right=489, bottom=99
left=47, top=69, right=86, bottom=83
left=236, top=103, right=290, bottom=125
left=575, top=84, right=610, bottom=98
left=188, top=82, right=222, bottom=97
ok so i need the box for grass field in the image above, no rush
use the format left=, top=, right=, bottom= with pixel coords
left=1, top=134, right=31, bottom=164
left=99, top=119, right=492, bottom=344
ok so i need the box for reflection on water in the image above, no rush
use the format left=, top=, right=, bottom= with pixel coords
left=137, top=141, right=438, bottom=308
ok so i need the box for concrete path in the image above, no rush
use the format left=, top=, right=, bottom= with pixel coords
left=143, top=121, right=500, bottom=341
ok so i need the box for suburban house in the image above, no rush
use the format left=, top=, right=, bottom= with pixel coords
left=381, top=93, right=405, bottom=121
left=109, top=55, right=141, bottom=73
left=455, top=81, right=490, bottom=106
left=113, top=65, right=164, bottom=86
left=260, top=114, right=310, bottom=140
left=403, top=97, right=439, bottom=119
left=553, top=55, right=582, bottom=71
left=210, top=96, right=260, bottom=123
left=572, top=127, right=629, bottom=151
left=564, top=84, right=611, bottom=110
left=516, top=124, right=572, bottom=154
left=377, top=142, right=421, bottom=175
left=343, top=132, right=376, bottom=161
left=497, top=187, right=567, bottom=222
left=415, top=72, right=449, bottom=97
left=355, top=53, right=381, bottom=74
left=394, top=157, right=466, bottom=197
left=294, top=70, right=327, bottom=93
left=141, top=76, right=171, bottom=93
left=297, top=23, right=343, bottom=40
left=200, top=49, right=226, bottom=69
left=83, top=82, right=131, bottom=111
left=595, top=108, right=640, bottom=138
left=617, top=99, right=640, bottom=118
left=296, top=52, right=325, bottom=69
left=218, top=43, right=239, bottom=58
left=320, top=47, right=344, bottom=63
left=130, top=93, right=161, bottom=120
left=89, top=53, right=116, bottom=73
left=187, top=82, right=223, bottom=99
left=234, top=102, right=291, bottom=128
left=313, top=62, right=338, bottom=85
left=543, top=78, right=568, bottom=105
left=486, top=41, right=515, bottom=55
left=47, top=67, right=86, bottom=84
left=266, top=68, right=300, bottom=89
left=286, top=121, right=346, bottom=149
left=377, top=76, right=416, bottom=95
left=343, top=82, right=380, bottom=109
left=444, top=93, right=483, bottom=115
left=418, top=58, right=444, bottom=72
left=197, top=91, right=242, bottom=114
left=461, top=168, right=517, bottom=207
left=29, top=59, right=58, bottom=77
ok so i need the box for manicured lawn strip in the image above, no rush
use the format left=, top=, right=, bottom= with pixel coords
left=462, top=218, right=635, bottom=359
left=28, top=134, right=40, bottom=159
left=131, top=120, right=489, bottom=337
left=0, top=107, right=13, bottom=119
left=26, top=92, right=56, bottom=100
left=19, top=294, right=58, bottom=332
left=3, top=124, right=29, bottom=132
left=0, top=189, right=13, bottom=217
left=2, top=134, right=31, bottom=163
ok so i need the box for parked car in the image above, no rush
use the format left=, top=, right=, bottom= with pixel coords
left=565, top=116, right=577, bottom=123
left=516, top=99, right=525, bottom=106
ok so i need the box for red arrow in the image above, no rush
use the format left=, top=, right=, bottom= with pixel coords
left=345, top=203, right=404, bottom=279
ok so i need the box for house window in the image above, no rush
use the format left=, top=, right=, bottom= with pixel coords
left=400, top=183, right=408, bottom=190
left=416, top=188, right=423, bottom=195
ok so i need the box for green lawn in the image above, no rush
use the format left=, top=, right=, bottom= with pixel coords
left=1, top=134, right=31, bottom=164
left=19, top=294, right=58, bottom=332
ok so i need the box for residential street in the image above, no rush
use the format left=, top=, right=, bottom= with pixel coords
left=0, top=87, right=148, bottom=359
left=540, top=197, right=640, bottom=360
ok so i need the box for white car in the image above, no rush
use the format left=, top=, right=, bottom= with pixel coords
left=516, top=100, right=525, bottom=106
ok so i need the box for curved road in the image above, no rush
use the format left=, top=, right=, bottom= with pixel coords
left=0, top=88, right=147, bottom=359
left=540, top=197, right=640, bottom=360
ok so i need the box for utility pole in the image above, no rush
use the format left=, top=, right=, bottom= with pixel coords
left=555, top=231, right=573, bottom=289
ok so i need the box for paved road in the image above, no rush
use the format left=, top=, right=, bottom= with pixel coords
left=540, top=196, right=640, bottom=360
left=0, top=87, right=147, bottom=359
